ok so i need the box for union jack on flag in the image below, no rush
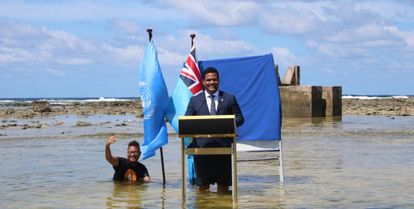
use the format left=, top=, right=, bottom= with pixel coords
left=179, top=45, right=203, bottom=95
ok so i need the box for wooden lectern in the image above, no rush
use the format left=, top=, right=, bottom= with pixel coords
left=178, top=115, right=238, bottom=207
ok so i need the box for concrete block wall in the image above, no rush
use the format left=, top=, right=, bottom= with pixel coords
left=279, top=86, right=322, bottom=117
left=275, top=65, right=342, bottom=118
left=322, top=86, right=342, bottom=116
left=279, top=86, right=342, bottom=117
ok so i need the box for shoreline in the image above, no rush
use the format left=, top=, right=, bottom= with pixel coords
left=1, top=98, right=413, bottom=138
left=342, top=97, right=414, bottom=116
left=0, top=98, right=413, bottom=119
left=0, top=100, right=143, bottom=119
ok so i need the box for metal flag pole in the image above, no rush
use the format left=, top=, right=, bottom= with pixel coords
left=146, top=28, right=166, bottom=185
left=279, top=140, right=284, bottom=184
left=190, top=33, right=195, bottom=46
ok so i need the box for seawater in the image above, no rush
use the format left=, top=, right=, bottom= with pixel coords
left=0, top=115, right=413, bottom=208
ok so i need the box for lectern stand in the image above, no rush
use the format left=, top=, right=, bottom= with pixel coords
left=178, top=115, right=238, bottom=207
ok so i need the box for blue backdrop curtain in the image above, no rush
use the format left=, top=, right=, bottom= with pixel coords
left=199, top=54, right=282, bottom=141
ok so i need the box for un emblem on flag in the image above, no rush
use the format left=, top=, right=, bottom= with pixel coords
left=139, top=82, right=154, bottom=120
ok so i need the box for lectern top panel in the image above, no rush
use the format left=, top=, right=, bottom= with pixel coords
left=178, top=115, right=236, bottom=137
left=178, top=115, right=235, bottom=120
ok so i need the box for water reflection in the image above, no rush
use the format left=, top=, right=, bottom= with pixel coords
left=282, top=116, right=342, bottom=128
left=106, top=182, right=147, bottom=208
left=186, top=189, right=232, bottom=209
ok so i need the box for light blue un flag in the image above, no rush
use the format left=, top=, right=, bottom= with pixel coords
left=139, top=40, right=169, bottom=159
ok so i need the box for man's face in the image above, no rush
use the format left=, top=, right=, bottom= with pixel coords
left=203, top=72, right=219, bottom=94
left=127, top=146, right=141, bottom=163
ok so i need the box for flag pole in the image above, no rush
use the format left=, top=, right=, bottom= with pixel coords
left=147, top=28, right=153, bottom=41
left=146, top=28, right=166, bottom=185
left=190, top=34, right=195, bottom=47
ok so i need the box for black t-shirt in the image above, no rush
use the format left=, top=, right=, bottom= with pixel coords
left=112, top=157, right=149, bottom=181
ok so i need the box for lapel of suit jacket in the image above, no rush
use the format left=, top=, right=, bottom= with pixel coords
left=217, top=90, right=224, bottom=114
left=199, top=91, right=210, bottom=115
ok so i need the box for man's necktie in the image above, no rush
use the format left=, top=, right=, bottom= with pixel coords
left=209, top=95, right=217, bottom=115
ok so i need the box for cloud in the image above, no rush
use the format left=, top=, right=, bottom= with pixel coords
left=248, top=1, right=414, bottom=80
left=196, top=33, right=256, bottom=58
left=145, top=29, right=257, bottom=65
left=0, top=19, right=98, bottom=64
left=0, top=19, right=146, bottom=65
left=155, top=46, right=185, bottom=66
left=0, top=18, right=257, bottom=78
left=55, top=58, right=92, bottom=65
left=326, top=24, right=400, bottom=45
left=0, top=0, right=185, bottom=22
left=163, top=0, right=259, bottom=26
left=258, top=4, right=326, bottom=35
left=386, top=26, right=414, bottom=47
left=0, top=46, right=31, bottom=63
left=2, top=0, right=414, bottom=96
left=271, top=47, right=298, bottom=67
left=45, top=67, right=66, bottom=77
left=108, top=18, right=142, bottom=36
left=101, top=43, right=142, bottom=62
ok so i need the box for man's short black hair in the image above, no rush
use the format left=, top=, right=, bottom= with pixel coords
left=202, top=67, right=220, bottom=80
left=128, top=140, right=140, bottom=149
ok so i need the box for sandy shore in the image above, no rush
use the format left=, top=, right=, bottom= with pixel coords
left=1, top=97, right=413, bottom=119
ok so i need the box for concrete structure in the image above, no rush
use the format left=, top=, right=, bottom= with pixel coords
left=276, top=65, right=342, bottom=117
left=322, top=86, right=342, bottom=116
left=281, top=65, right=300, bottom=86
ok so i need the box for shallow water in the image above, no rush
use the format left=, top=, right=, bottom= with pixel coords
left=1, top=115, right=414, bottom=208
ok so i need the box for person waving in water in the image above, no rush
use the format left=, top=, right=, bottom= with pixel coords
left=105, top=136, right=150, bottom=182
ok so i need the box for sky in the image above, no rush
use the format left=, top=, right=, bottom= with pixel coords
left=1, top=0, right=413, bottom=98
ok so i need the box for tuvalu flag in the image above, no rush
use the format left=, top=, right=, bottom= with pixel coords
left=165, top=41, right=202, bottom=184
left=166, top=43, right=203, bottom=131
left=138, top=39, right=169, bottom=159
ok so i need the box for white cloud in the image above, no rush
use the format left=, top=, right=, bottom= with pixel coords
left=271, top=47, right=298, bottom=67
left=0, top=18, right=257, bottom=77
left=0, top=19, right=144, bottom=64
left=55, top=58, right=92, bottom=65
left=196, top=33, right=256, bottom=58
left=0, top=46, right=32, bottom=63
left=258, top=4, right=326, bottom=35
left=1, top=0, right=414, bottom=96
left=45, top=68, right=66, bottom=77
left=101, top=43, right=142, bottom=62
left=165, top=0, right=259, bottom=26
left=108, top=18, right=142, bottom=36
left=157, top=47, right=184, bottom=66
left=0, top=19, right=96, bottom=56
left=327, top=24, right=399, bottom=44
left=0, top=0, right=183, bottom=22
left=385, top=26, right=414, bottom=47
left=149, top=30, right=257, bottom=66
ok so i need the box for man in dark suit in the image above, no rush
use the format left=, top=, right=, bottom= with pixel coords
left=185, top=67, right=244, bottom=193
